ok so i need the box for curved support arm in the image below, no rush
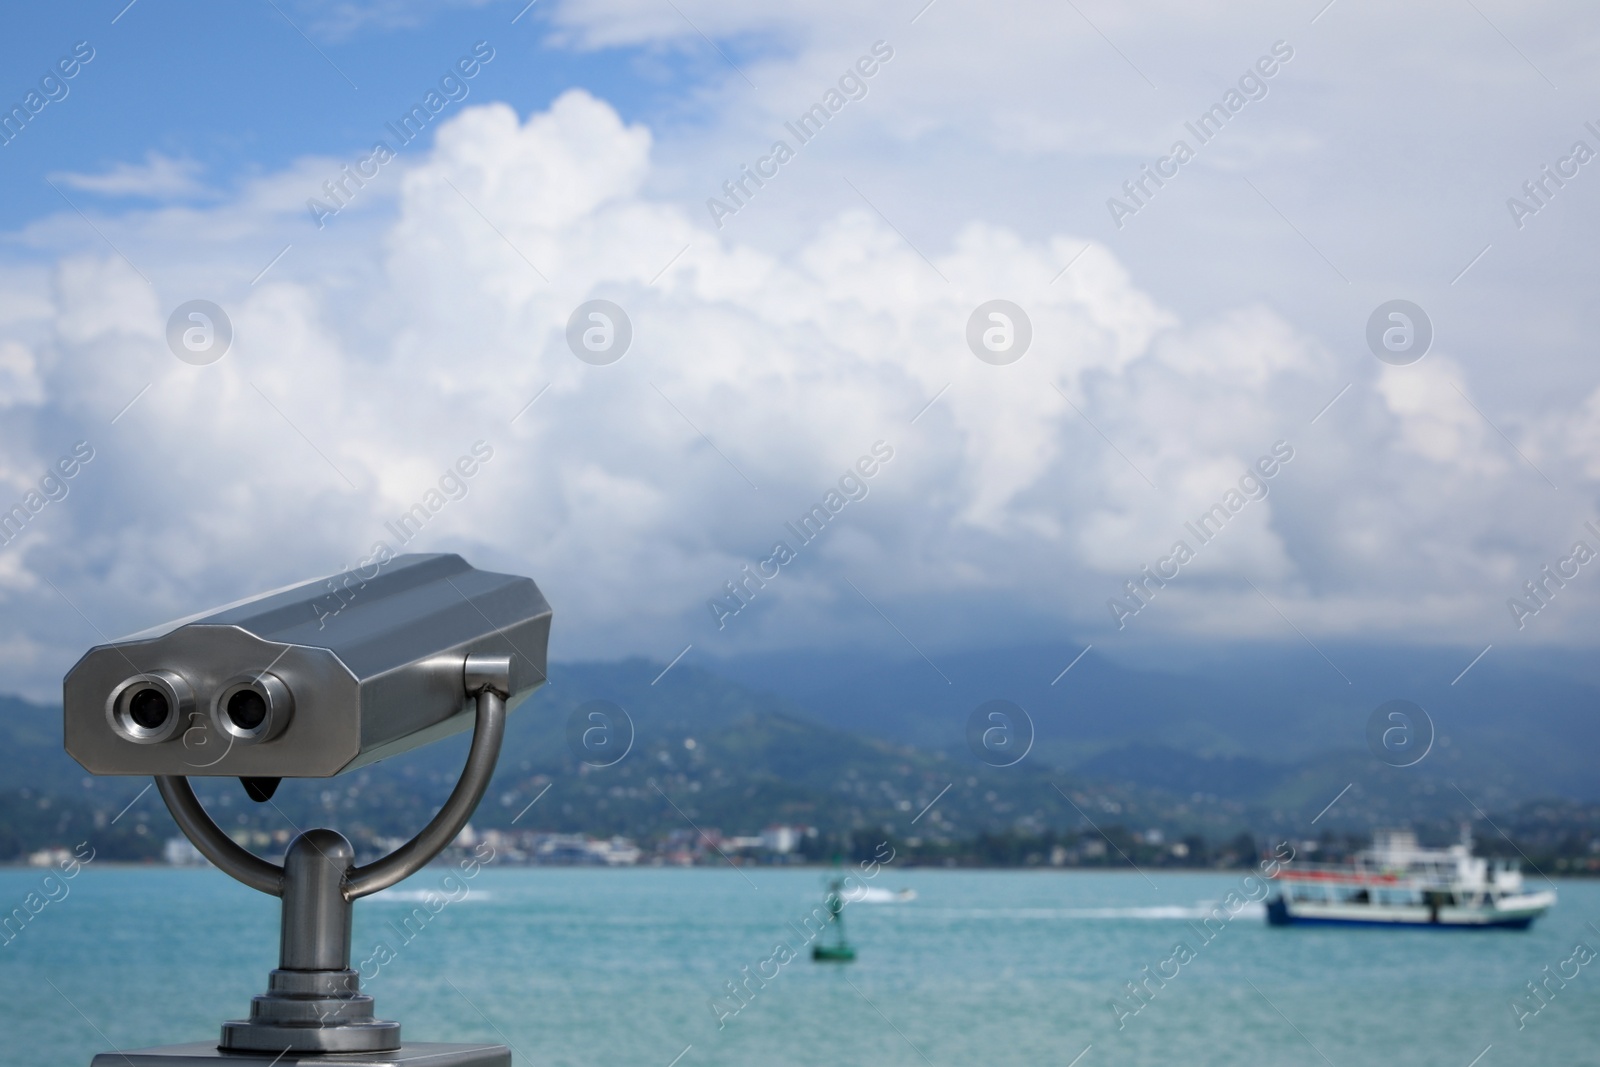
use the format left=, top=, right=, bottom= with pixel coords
left=345, top=684, right=506, bottom=899
left=156, top=776, right=285, bottom=896
left=155, top=654, right=512, bottom=902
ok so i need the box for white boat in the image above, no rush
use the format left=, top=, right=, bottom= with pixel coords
left=1266, top=829, right=1555, bottom=929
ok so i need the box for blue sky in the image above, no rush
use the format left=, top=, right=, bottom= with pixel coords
left=0, top=1, right=710, bottom=229
left=1, top=0, right=1598, bottom=699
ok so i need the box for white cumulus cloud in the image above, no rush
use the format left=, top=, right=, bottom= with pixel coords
left=0, top=87, right=1594, bottom=700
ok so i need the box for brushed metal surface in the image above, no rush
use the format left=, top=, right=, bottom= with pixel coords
left=64, top=554, right=549, bottom=778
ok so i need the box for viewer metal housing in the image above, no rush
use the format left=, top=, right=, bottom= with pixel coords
left=64, top=553, right=550, bottom=778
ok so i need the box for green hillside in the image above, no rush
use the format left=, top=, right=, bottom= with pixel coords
left=0, top=660, right=1595, bottom=871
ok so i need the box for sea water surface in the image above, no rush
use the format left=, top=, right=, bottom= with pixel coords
left=3, top=865, right=1597, bottom=1066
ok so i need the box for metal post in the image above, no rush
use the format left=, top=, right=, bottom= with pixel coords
left=221, top=826, right=399, bottom=1054
left=280, top=829, right=355, bottom=972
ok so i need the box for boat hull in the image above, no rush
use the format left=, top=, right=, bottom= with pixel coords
left=1266, top=895, right=1546, bottom=929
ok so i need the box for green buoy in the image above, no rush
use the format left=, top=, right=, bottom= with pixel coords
left=812, top=875, right=856, bottom=962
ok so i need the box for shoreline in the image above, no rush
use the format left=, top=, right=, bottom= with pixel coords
left=4, top=861, right=1596, bottom=879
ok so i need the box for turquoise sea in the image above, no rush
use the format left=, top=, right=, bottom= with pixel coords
left=3, top=865, right=1597, bottom=1066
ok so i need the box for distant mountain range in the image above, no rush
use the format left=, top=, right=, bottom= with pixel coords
left=710, top=641, right=1600, bottom=805
left=1, top=643, right=1596, bottom=863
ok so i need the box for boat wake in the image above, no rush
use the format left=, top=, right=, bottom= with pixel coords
left=918, top=902, right=1265, bottom=921
left=371, top=888, right=492, bottom=903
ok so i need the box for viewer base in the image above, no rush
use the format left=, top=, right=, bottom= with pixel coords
left=90, top=1042, right=509, bottom=1067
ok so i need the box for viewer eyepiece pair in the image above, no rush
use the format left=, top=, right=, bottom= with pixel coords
left=108, top=670, right=289, bottom=745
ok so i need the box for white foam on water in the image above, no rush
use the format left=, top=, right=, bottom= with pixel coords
left=842, top=886, right=918, bottom=904
left=371, top=888, right=491, bottom=904
left=917, top=901, right=1266, bottom=921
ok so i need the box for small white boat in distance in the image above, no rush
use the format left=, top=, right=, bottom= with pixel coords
left=843, top=885, right=917, bottom=904
left=1266, top=829, right=1555, bottom=930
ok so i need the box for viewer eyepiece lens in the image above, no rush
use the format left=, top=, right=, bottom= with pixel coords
left=212, top=673, right=293, bottom=743
left=227, top=690, right=268, bottom=731
left=128, top=687, right=171, bottom=730
left=107, top=671, right=192, bottom=744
